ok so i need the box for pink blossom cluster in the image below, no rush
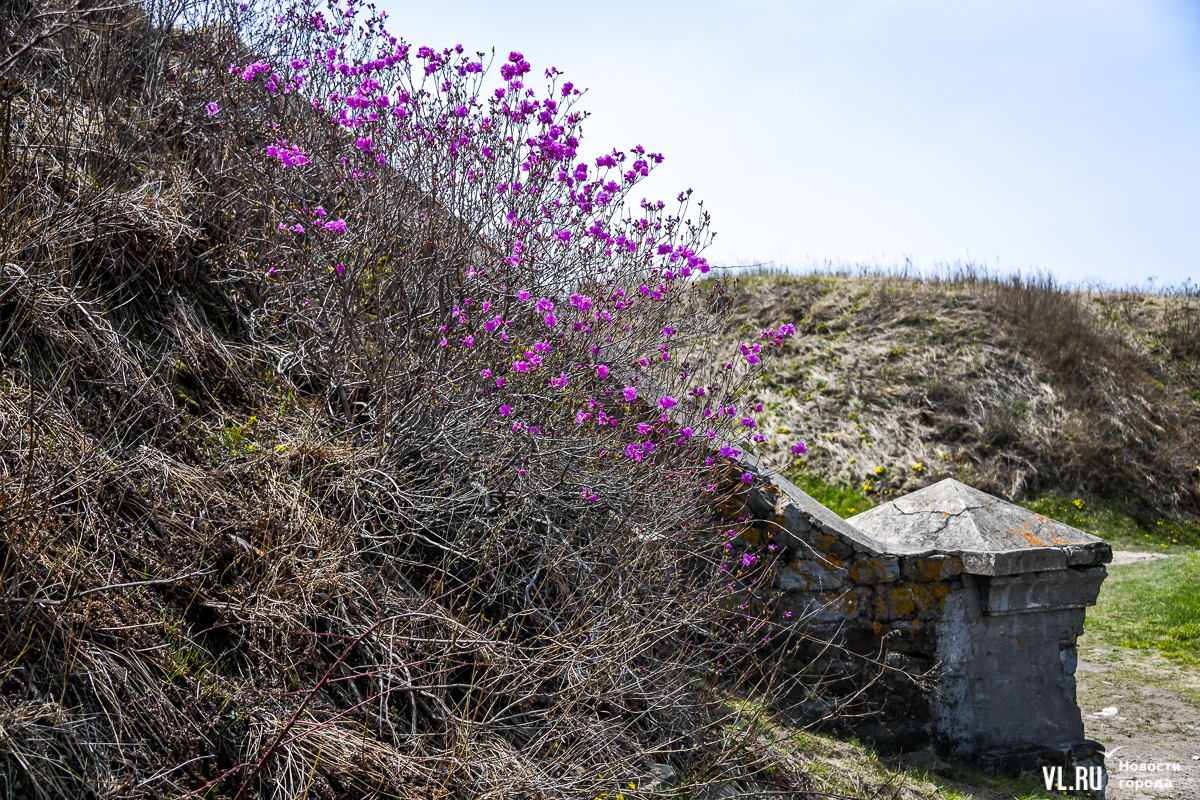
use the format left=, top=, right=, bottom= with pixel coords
left=224, top=0, right=807, bottom=531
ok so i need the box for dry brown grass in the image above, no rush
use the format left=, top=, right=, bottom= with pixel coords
left=725, top=268, right=1200, bottom=520
left=0, top=4, right=864, bottom=798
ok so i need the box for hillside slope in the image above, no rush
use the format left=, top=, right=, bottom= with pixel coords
left=724, top=271, right=1200, bottom=544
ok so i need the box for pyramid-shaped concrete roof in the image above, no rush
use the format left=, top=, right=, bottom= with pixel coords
left=847, top=479, right=1111, bottom=575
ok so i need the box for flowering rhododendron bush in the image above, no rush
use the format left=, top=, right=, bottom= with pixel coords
left=0, top=0, right=819, bottom=797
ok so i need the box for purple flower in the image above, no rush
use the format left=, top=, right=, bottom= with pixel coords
left=536, top=297, right=554, bottom=314
left=324, top=219, right=347, bottom=233
left=499, top=405, right=512, bottom=417
left=622, top=386, right=637, bottom=401
left=596, top=364, right=609, bottom=379
left=742, top=553, right=757, bottom=566
left=480, top=369, right=492, bottom=378
left=720, top=445, right=740, bottom=459
left=517, top=290, right=531, bottom=301
left=544, top=313, right=557, bottom=327
left=657, top=396, right=677, bottom=410
left=205, top=102, right=220, bottom=115
left=637, top=422, right=652, bottom=435
left=335, top=263, right=345, bottom=275
left=791, top=441, right=809, bottom=455
left=679, top=428, right=694, bottom=438
left=741, top=473, right=753, bottom=484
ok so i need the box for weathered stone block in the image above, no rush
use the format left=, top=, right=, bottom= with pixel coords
left=902, top=554, right=964, bottom=582
left=1062, top=541, right=1112, bottom=567
left=977, top=566, right=1106, bottom=616
left=777, top=558, right=846, bottom=591
left=745, top=484, right=782, bottom=517
left=962, top=547, right=1067, bottom=576
left=792, top=529, right=853, bottom=561
left=850, top=555, right=900, bottom=584
left=873, top=581, right=954, bottom=621
left=780, top=587, right=872, bottom=625
left=874, top=619, right=937, bottom=654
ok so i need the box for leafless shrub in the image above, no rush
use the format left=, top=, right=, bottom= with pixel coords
left=0, top=2, right=831, bottom=797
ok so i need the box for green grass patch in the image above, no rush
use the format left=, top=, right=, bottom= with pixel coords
left=785, top=471, right=878, bottom=518
left=1021, top=494, right=1200, bottom=552
left=1085, top=553, right=1200, bottom=666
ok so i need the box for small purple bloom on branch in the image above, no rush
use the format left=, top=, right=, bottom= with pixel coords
left=741, top=473, right=753, bottom=484
left=205, top=102, right=220, bottom=115
left=791, top=441, right=809, bottom=455
left=499, top=405, right=512, bottom=417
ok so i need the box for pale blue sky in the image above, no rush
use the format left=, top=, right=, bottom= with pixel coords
left=376, top=1, right=1200, bottom=287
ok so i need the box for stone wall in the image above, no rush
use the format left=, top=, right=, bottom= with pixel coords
left=722, top=460, right=1111, bottom=779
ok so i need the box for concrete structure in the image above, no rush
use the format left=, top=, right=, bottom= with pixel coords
left=724, top=465, right=1111, bottom=782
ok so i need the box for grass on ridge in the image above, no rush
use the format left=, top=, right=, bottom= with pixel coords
left=785, top=470, right=879, bottom=518
left=1084, top=553, right=1200, bottom=666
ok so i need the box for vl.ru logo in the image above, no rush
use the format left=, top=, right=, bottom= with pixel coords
left=1042, top=766, right=1105, bottom=793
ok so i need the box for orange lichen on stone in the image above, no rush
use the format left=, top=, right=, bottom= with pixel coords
left=849, top=555, right=899, bottom=584
left=874, top=584, right=916, bottom=621
left=903, top=555, right=963, bottom=582
left=911, top=581, right=951, bottom=619
left=873, top=581, right=952, bottom=621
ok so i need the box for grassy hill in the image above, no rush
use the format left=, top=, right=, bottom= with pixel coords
left=721, top=269, right=1200, bottom=551
left=2, top=2, right=1196, bottom=797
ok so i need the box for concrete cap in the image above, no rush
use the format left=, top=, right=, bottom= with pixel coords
left=846, top=479, right=1111, bottom=575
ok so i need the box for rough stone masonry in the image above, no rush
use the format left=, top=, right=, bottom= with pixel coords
left=725, top=462, right=1112, bottom=782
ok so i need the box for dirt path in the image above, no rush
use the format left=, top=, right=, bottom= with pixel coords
left=1076, top=553, right=1200, bottom=800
